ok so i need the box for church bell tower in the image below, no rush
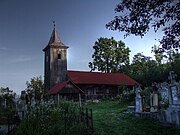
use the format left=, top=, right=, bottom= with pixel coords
left=43, top=22, right=69, bottom=92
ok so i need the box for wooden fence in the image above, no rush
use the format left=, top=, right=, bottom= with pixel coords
left=64, top=107, right=93, bottom=135
left=14, top=104, right=94, bottom=135
left=0, top=114, right=20, bottom=135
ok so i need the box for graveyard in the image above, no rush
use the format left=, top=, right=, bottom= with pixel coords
left=85, top=100, right=180, bottom=135
left=83, top=71, right=180, bottom=134
left=0, top=70, right=180, bottom=135
left=0, top=1, right=180, bottom=134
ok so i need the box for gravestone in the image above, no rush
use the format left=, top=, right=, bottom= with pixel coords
left=135, top=86, right=142, bottom=113
left=40, top=94, right=44, bottom=104
left=31, top=96, right=36, bottom=106
left=16, top=91, right=27, bottom=119
left=165, top=71, right=180, bottom=125
left=150, top=91, right=158, bottom=112
left=158, top=82, right=168, bottom=101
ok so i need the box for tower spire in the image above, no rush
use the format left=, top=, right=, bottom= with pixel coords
left=48, top=21, right=61, bottom=44
left=53, top=21, right=56, bottom=29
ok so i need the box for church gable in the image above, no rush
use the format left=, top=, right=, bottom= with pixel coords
left=49, top=80, right=84, bottom=95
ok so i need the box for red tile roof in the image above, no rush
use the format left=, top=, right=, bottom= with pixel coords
left=48, top=80, right=84, bottom=94
left=67, top=70, right=139, bottom=86
left=49, top=81, right=69, bottom=94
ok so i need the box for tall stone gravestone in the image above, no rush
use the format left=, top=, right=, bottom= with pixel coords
left=166, top=71, right=180, bottom=125
left=135, top=86, right=142, bottom=113
left=158, top=82, right=168, bottom=101
left=16, top=91, right=27, bottom=119
left=150, top=88, right=158, bottom=112
left=31, top=93, right=36, bottom=106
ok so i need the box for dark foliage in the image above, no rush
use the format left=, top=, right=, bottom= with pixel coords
left=106, top=0, right=180, bottom=51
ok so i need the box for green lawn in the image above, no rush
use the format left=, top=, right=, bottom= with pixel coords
left=84, top=100, right=180, bottom=135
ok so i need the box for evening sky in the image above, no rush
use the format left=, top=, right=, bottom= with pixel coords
left=0, top=0, right=163, bottom=94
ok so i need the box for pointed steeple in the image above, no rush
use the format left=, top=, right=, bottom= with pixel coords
left=43, top=22, right=69, bottom=91
left=48, top=21, right=61, bottom=44
left=43, top=21, right=68, bottom=51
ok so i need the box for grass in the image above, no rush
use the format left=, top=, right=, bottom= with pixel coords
left=84, top=100, right=180, bottom=135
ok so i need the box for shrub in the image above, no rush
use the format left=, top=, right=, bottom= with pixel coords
left=17, top=101, right=87, bottom=135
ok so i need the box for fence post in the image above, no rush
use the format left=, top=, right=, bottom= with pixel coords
left=90, top=109, right=93, bottom=135
left=7, top=114, right=10, bottom=134
left=79, top=93, right=82, bottom=107
left=22, top=111, right=24, bottom=119
left=64, top=107, right=67, bottom=135
left=81, top=108, right=84, bottom=122
left=86, top=108, right=89, bottom=128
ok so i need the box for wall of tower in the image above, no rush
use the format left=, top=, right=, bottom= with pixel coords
left=50, top=47, right=67, bottom=87
left=44, top=46, right=68, bottom=92
left=44, top=48, right=51, bottom=92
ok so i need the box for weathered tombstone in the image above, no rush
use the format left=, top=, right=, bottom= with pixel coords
left=167, top=71, right=180, bottom=105
left=157, top=82, right=168, bottom=101
left=40, top=94, right=44, bottom=104
left=135, top=86, right=142, bottom=113
left=16, top=91, right=27, bottom=119
left=156, top=82, right=169, bottom=112
left=150, top=83, right=159, bottom=112
left=165, top=71, right=180, bottom=125
left=31, top=94, right=36, bottom=106
left=150, top=91, right=158, bottom=112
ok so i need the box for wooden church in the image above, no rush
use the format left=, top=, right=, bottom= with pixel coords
left=43, top=23, right=139, bottom=102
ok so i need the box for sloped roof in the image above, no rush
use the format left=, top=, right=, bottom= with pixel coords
left=43, top=23, right=68, bottom=51
left=67, top=70, right=139, bottom=86
left=49, top=81, right=69, bottom=94
left=48, top=25, right=61, bottom=44
left=49, top=80, right=84, bottom=95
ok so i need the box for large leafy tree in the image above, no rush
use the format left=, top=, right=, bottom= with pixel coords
left=26, top=76, right=44, bottom=101
left=127, top=51, right=180, bottom=86
left=106, top=0, right=180, bottom=51
left=152, top=45, right=166, bottom=65
left=168, top=52, right=180, bottom=80
left=89, top=37, right=130, bottom=73
left=128, top=53, right=161, bottom=86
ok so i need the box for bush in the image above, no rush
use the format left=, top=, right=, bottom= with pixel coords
left=119, top=91, right=135, bottom=104
left=17, top=101, right=87, bottom=135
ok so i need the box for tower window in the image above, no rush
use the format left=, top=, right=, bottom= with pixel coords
left=58, top=53, right=61, bottom=60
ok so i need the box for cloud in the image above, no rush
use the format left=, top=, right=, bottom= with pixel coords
left=10, top=56, right=34, bottom=63
left=0, top=47, right=7, bottom=51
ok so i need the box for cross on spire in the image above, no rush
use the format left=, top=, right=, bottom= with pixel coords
left=48, top=21, right=61, bottom=44
left=53, top=21, right=56, bottom=29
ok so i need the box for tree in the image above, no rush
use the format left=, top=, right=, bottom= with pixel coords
left=0, top=87, right=16, bottom=111
left=132, top=53, right=151, bottom=64
left=170, top=52, right=180, bottom=80
left=26, top=76, right=44, bottom=101
left=152, top=45, right=165, bottom=65
left=128, top=53, right=160, bottom=86
left=89, top=37, right=131, bottom=73
left=106, top=0, right=180, bottom=51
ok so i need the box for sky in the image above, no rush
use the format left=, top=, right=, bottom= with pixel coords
left=0, top=0, right=164, bottom=94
